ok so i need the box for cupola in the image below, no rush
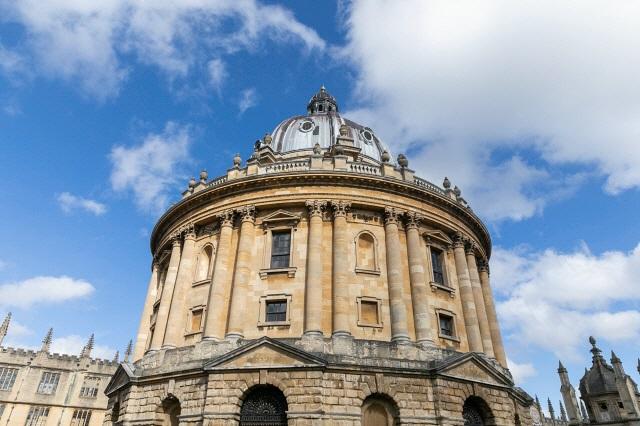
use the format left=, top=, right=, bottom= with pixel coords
left=307, top=85, right=338, bottom=114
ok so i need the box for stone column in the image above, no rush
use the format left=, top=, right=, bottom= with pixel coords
left=331, top=200, right=351, bottom=337
left=226, top=205, right=256, bottom=340
left=150, top=236, right=181, bottom=351
left=405, top=212, right=433, bottom=345
left=453, top=234, right=482, bottom=352
left=304, top=200, right=326, bottom=337
left=384, top=207, right=410, bottom=344
left=479, top=260, right=507, bottom=366
left=466, top=244, right=494, bottom=357
left=203, top=210, right=235, bottom=341
left=163, top=226, right=196, bottom=348
left=133, top=261, right=158, bottom=360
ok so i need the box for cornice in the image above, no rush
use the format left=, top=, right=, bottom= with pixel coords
left=150, top=171, right=492, bottom=257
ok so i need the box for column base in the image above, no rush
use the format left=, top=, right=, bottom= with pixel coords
left=300, top=331, right=325, bottom=352
left=391, top=335, right=411, bottom=345
left=225, top=332, right=244, bottom=342
left=417, top=338, right=436, bottom=348
left=201, top=336, right=223, bottom=342
left=331, top=332, right=354, bottom=355
left=161, top=344, right=176, bottom=350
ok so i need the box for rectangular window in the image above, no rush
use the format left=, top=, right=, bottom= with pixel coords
left=190, top=308, right=203, bottom=332
left=37, top=371, right=60, bottom=395
left=25, top=406, right=49, bottom=426
left=79, top=376, right=100, bottom=398
left=71, top=409, right=92, bottom=426
left=438, top=313, right=455, bottom=337
left=361, top=300, right=379, bottom=325
left=265, top=300, right=287, bottom=322
left=0, top=367, right=18, bottom=391
left=270, top=231, right=291, bottom=268
left=431, top=247, right=445, bottom=285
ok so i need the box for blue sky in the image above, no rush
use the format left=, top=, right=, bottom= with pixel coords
left=1, top=0, right=639, bottom=412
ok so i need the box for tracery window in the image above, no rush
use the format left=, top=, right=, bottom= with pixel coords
left=240, top=385, right=287, bottom=425
left=25, top=406, right=49, bottom=426
left=71, top=409, right=92, bottom=426
left=37, top=371, right=60, bottom=395
left=0, top=366, right=18, bottom=391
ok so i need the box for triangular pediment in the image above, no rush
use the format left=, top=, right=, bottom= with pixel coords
left=437, top=353, right=513, bottom=387
left=205, top=337, right=325, bottom=371
left=423, top=229, right=453, bottom=245
left=104, top=363, right=135, bottom=396
left=261, top=209, right=301, bottom=225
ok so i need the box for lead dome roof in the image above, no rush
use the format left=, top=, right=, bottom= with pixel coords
left=269, top=86, right=393, bottom=164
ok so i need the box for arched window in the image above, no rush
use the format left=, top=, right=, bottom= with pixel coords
left=355, top=231, right=379, bottom=273
left=463, top=396, right=494, bottom=426
left=157, top=395, right=180, bottom=426
left=194, top=245, right=213, bottom=283
left=362, top=394, right=398, bottom=426
left=240, top=385, right=287, bottom=425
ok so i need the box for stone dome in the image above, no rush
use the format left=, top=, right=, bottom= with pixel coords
left=268, top=86, right=393, bottom=164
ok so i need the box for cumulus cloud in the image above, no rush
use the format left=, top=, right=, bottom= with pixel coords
left=0, top=276, right=94, bottom=309
left=57, top=192, right=107, bottom=215
left=110, top=122, right=192, bottom=212
left=507, top=358, right=536, bottom=385
left=51, top=334, right=117, bottom=360
left=0, top=0, right=324, bottom=99
left=207, top=58, right=227, bottom=93
left=238, top=88, right=258, bottom=115
left=343, top=1, right=640, bottom=221
left=492, top=243, right=640, bottom=360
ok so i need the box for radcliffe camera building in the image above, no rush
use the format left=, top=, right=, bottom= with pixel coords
left=105, top=87, right=535, bottom=425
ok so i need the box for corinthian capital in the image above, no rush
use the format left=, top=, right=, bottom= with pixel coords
left=465, top=241, right=477, bottom=256
left=306, top=200, right=327, bottom=217
left=237, top=205, right=256, bottom=223
left=453, top=232, right=466, bottom=249
left=404, top=211, right=423, bottom=229
left=217, top=209, right=236, bottom=228
left=330, top=200, right=351, bottom=218
left=384, top=207, right=404, bottom=225
left=183, top=223, right=196, bottom=239
left=478, top=259, right=490, bottom=274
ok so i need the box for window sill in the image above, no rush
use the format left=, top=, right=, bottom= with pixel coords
left=192, top=279, right=210, bottom=287
left=259, top=267, right=296, bottom=279
left=357, top=321, right=384, bottom=329
left=355, top=267, right=381, bottom=276
left=430, top=282, right=455, bottom=298
left=438, top=333, right=460, bottom=343
left=257, top=321, right=291, bottom=328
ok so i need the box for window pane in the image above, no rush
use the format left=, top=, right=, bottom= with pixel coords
left=431, top=248, right=445, bottom=285
left=271, top=231, right=291, bottom=268
left=439, top=315, right=454, bottom=337
left=0, top=367, right=18, bottom=391
left=25, top=406, right=49, bottom=426
left=37, top=372, right=60, bottom=395
left=265, top=301, right=287, bottom=322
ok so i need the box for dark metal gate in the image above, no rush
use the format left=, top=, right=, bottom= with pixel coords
left=240, top=385, right=288, bottom=426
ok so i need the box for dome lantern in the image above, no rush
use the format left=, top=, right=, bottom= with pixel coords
left=307, top=85, right=338, bottom=114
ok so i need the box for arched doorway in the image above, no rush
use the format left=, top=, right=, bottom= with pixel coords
left=362, top=394, right=399, bottom=426
left=157, top=395, right=181, bottom=426
left=463, top=396, right=494, bottom=426
left=240, top=385, right=288, bottom=426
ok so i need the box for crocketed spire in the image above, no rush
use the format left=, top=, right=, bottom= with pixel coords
left=0, top=312, right=10, bottom=346
left=80, top=333, right=95, bottom=358
left=41, top=328, right=53, bottom=353
left=124, top=339, right=133, bottom=362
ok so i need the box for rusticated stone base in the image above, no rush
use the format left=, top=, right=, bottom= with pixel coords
left=104, top=337, right=534, bottom=425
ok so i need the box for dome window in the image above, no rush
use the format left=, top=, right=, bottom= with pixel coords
left=299, top=120, right=315, bottom=132
left=361, top=129, right=374, bottom=145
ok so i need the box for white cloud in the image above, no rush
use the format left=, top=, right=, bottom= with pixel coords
left=0, top=276, right=94, bottom=309
left=507, top=358, right=536, bottom=385
left=110, top=122, right=192, bottom=212
left=0, top=259, right=6, bottom=271
left=493, top=243, right=640, bottom=360
left=238, top=88, right=257, bottom=115
left=57, top=192, right=107, bottom=215
left=0, top=43, right=25, bottom=76
left=343, top=1, right=640, bottom=221
left=50, top=334, right=116, bottom=360
left=0, top=0, right=324, bottom=99
left=207, top=58, right=227, bottom=93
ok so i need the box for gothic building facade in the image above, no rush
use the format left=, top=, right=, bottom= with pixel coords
left=0, top=314, right=122, bottom=426
left=105, top=87, right=535, bottom=425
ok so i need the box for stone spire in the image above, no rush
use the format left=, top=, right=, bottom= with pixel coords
left=589, top=336, right=605, bottom=365
left=559, top=400, right=567, bottom=421
left=0, top=312, right=10, bottom=346
left=80, top=333, right=94, bottom=358
left=548, top=398, right=556, bottom=420
left=558, top=359, right=582, bottom=423
left=124, top=339, right=133, bottom=362
left=535, top=395, right=541, bottom=410
left=610, top=350, right=640, bottom=418
left=580, top=400, right=588, bottom=421
left=41, top=328, right=53, bottom=353
left=112, top=351, right=119, bottom=363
